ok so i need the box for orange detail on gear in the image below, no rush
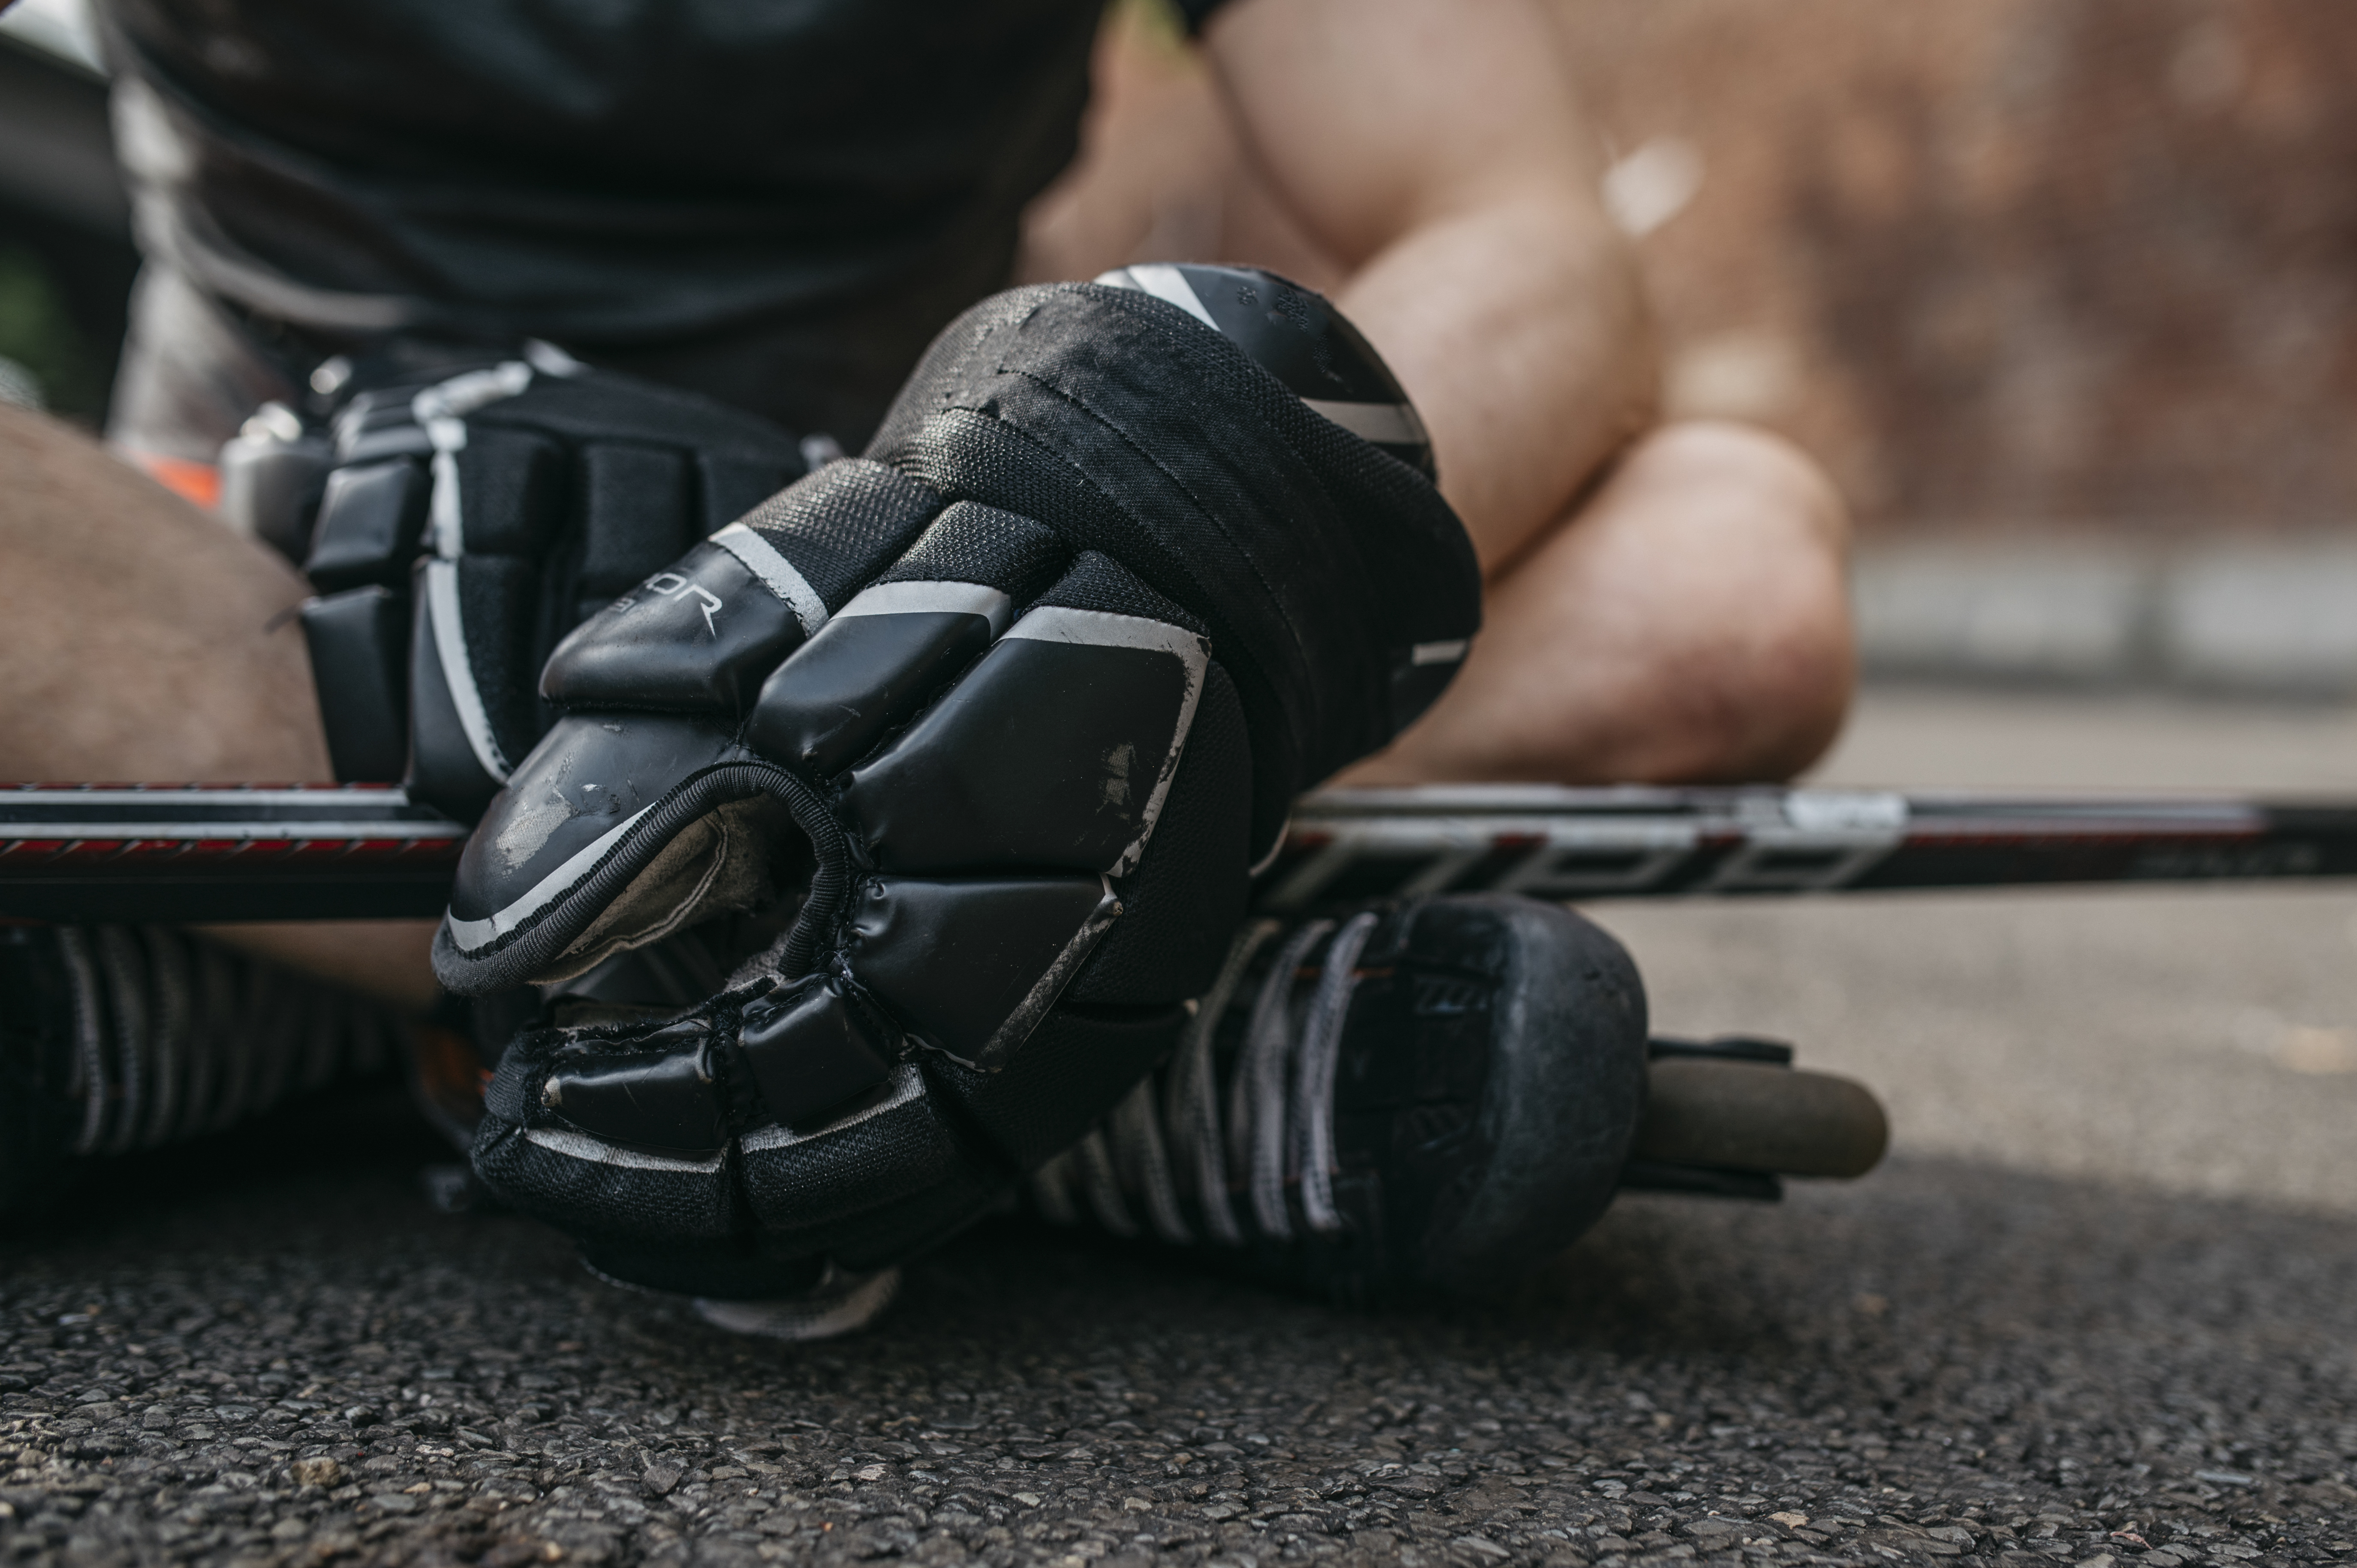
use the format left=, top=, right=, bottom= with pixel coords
left=134, top=454, right=222, bottom=510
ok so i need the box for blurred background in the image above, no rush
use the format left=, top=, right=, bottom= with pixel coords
left=0, top=0, right=120, bottom=426
left=4, top=0, right=2356, bottom=691
left=1586, top=0, right=2357, bottom=694
left=1556, top=0, right=2357, bottom=694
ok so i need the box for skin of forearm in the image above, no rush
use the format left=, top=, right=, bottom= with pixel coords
left=1205, top=0, right=1658, bottom=575
left=0, top=406, right=439, bottom=1012
left=1334, top=191, right=1659, bottom=576
left=0, top=406, right=327, bottom=782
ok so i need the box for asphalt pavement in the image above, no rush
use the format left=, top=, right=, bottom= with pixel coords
left=4, top=687, right=2355, bottom=1568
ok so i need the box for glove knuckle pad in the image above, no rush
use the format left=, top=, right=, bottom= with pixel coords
left=743, top=499, right=1063, bottom=777
left=735, top=981, right=896, bottom=1128
left=745, top=599, right=996, bottom=779
left=543, top=1033, right=727, bottom=1157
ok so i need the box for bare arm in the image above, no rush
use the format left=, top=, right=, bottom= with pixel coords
left=1201, top=0, right=1657, bottom=574
left=0, top=405, right=437, bottom=1009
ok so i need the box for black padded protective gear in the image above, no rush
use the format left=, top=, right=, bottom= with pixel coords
left=448, top=275, right=1481, bottom=1297
left=1, top=923, right=410, bottom=1225
left=286, top=352, right=809, bottom=822
left=1029, top=894, right=1651, bottom=1304
left=217, top=402, right=332, bottom=567
left=1096, top=263, right=1437, bottom=481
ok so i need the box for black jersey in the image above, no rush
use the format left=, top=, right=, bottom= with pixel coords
left=99, top=0, right=1224, bottom=442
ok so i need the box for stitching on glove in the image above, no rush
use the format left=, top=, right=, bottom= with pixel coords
left=709, top=521, right=831, bottom=637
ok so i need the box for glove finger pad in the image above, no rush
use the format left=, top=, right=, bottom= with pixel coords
left=740, top=1065, right=978, bottom=1234
left=846, top=608, right=1207, bottom=876
left=452, top=428, right=565, bottom=557
left=305, top=457, right=428, bottom=593
left=472, top=1118, right=742, bottom=1245
left=543, top=1041, right=728, bottom=1157
left=849, top=875, right=1119, bottom=1070
left=745, top=593, right=1000, bottom=779
left=577, top=442, right=698, bottom=596
left=540, top=540, right=810, bottom=713
left=742, top=500, right=1068, bottom=778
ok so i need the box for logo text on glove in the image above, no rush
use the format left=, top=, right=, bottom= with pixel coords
left=614, top=571, right=726, bottom=636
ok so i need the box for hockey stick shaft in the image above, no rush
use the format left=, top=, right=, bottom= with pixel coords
left=0, top=785, right=464, bottom=922
left=1260, top=784, right=2357, bottom=909
left=3, top=782, right=2355, bottom=922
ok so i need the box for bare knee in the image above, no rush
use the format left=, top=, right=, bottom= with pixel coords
left=1317, top=418, right=1857, bottom=789
left=1619, top=419, right=1851, bottom=560
left=1613, top=420, right=1855, bottom=780
left=1445, top=419, right=1852, bottom=785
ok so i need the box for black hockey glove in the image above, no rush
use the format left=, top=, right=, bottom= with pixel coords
left=439, top=268, right=1483, bottom=1297
left=229, top=345, right=812, bottom=822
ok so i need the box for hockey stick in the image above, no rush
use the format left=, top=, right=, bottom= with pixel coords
left=0, top=785, right=464, bottom=922
left=1256, top=784, right=2357, bottom=909
left=4, top=781, right=2356, bottom=923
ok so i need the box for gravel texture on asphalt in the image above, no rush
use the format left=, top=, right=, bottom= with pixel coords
left=2, top=1084, right=2351, bottom=1568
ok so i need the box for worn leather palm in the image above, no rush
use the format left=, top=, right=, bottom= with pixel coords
left=439, top=268, right=1484, bottom=1297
